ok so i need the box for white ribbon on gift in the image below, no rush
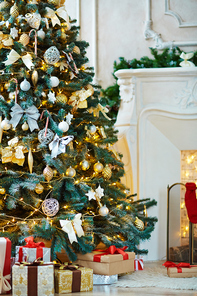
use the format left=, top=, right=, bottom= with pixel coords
left=45, top=7, right=70, bottom=28
left=0, top=238, right=11, bottom=293
left=134, top=255, right=144, bottom=271
left=60, top=213, right=84, bottom=244
left=3, top=49, right=34, bottom=70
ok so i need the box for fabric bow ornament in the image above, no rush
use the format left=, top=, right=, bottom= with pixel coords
left=89, top=103, right=111, bottom=120
left=9, top=103, right=40, bottom=132
left=0, top=32, right=13, bottom=49
left=49, top=134, right=74, bottom=158
left=45, top=7, right=70, bottom=28
left=3, top=49, right=34, bottom=70
left=60, top=213, right=84, bottom=244
left=0, top=267, right=11, bottom=294
left=180, top=52, right=195, bottom=67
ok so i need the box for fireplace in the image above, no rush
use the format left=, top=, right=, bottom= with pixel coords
left=114, top=67, right=197, bottom=261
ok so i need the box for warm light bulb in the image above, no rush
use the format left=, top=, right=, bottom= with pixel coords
left=185, top=226, right=189, bottom=231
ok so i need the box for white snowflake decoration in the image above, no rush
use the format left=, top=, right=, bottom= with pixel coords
left=10, top=27, right=18, bottom=39
left=47, top=91, right=56, bottom=103
left=66, top=112, right=73, bottom=125
left=85, top=190, right=96, bottom=201
left=95, top=185, right=104, bottom=199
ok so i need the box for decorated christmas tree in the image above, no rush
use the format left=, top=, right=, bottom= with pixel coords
left=0, top=0, right=157, bottom=261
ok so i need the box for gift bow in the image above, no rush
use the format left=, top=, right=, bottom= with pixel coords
left=49, top=134, right=74, bottom=158
left=180, top=52, right=195, bottom=67
left=1, top=145, right=26, bottom=166
left=134, top=255, right=143, bottom=270
left=0, top=267, right=11, bottom=294
left=60, top=213, right=84, bottom=244
left=45, top=7, right=70, bottom=28
left=3, top=49, right=34, bottom=70
left=24, top=236, right=45, bottom=248
left=9, top=103, right=40, bottom=132
left=54, top=262, right=80, bottom=271
left=89, top=103, right=111, bottom=120
left=93, top=245, right=129, bottom=262
left=162, top=261, right=191, bottom=273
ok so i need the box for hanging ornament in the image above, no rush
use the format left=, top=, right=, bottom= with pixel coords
left=50, top=76, right=59, bottom=87
left=35, top=183, right=44, bottom=194
left=38, top=128, right=54, bottom=145
left=134, top=217, right=144, bottom=231
left=73, top=46, right=80, bottom=55
left=22, top=122, right=29, bottom=131
left=0, top=0, right=10, bottom=10
left=56, top=94, right=67, bottom=104
left=20, top=79, right=31, bottom=91
left=94, top=161, right=103, bottom=173
left=47, top=91, right=56, bottom=103
left=28, top=148, right=33, bottom=174
left=37, top=29, right=45, bottom=40
left=44, top=46, right=60, bottom=65
left=10, top=3, right=19, bottom=18
left=42, top=198, right=59, bottom=217
left=1, top=118, right=11, bottom=130
left=10, top=27, right=18, bottom=39
left=0, top=187, right=6, bottom=194
left=66, top=166, right=76, bottom=178
left=58, top=121, right=69, bottom=132
left=81, top=160, right=90, bottom=171
left=43, top=165, right=53, bottom=182
left=102, top=164, right=112, bottom=179
left=19, top=33, right=30, bottom=46
left=26, top=12, right=41, bottom=30
left=99, top=205, right=109, bottom=216
left=86, top=125, right=97, bottom=137
left=31, top=70, right=38, bottom=86
left=47, top=0, right=59, bottom=6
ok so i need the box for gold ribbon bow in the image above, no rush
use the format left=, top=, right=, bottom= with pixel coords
left=45, top=7, right=70, bottom=28
left=3, top=49, right=34, bottom=70
left=1, top=137, right=28, bottom=166
left=89, top=103, right=111, bottom=120
left=0, top=32, right=13, bottom=49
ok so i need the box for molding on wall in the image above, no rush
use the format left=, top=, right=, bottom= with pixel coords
left=76, top=0, right=81, bottom=38
left=165, top=0, right=197, bottom=28
left=144, top=0, right=197, bottom=49
left=92, top=0, right=99, bottom=84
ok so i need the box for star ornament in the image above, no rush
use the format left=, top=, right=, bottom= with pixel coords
left=47, top=91, right=56, bottom=103
left=85, top=190, right=96, bottom=201
left=10, top=27, right=18, bottom=39
left=95, top=185, right=104, bottom=199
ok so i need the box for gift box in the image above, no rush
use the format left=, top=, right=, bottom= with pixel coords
left=12, top=261, right=54, bottom=296
left=134, top=255, right=144, bottom=270
left=54, top=263, right=93, bottom=294
left=75, top=245, right=135, bottom=275
left=163, top=261, right=197, bottom=278
left=93, top=274, right=118, bottom=285
left=15, top=236, right=50, bottom=263
left=0, top=237, right=11, bottom=294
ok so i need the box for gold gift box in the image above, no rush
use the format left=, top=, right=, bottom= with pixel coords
left=167, top=266, right=197, bottom=278
left=54, top=266, right=93, bottom=294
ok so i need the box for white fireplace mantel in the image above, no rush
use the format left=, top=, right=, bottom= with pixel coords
left=114, top=67, right=197, bottom=261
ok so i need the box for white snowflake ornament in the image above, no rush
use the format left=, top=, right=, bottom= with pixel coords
left=47, top=91, right=56, bottom=103
left=95, top=185, right=104, bottom=199
left=66, top=112, right=73, bottom=125
left=85, top=190, right=96, bottom=201
left=10, top=27, right=18, bottom=39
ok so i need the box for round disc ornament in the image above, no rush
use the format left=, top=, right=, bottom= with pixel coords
left=44, top=46, right=60, bottom=65
left=38, top=128, right=54, bottom=144
left=42, top=198, right=59, bottom=217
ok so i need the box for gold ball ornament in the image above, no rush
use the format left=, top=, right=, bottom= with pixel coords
left=19, top=33, right=30, bottom=46
left=0, top=187, right=6, bottom=194
left=10, top=3, right=19, bottom=18
left=35, top=183, right=44, bottom=194
left=134, top=217, right=144, bottom=231
left=56, top=94, right=67, bottom=104
left=66, top=167, right=76, bottom=178
left=102, top=164, right=112, bottom=179
left=99, top=205, right=109, bottom=216
left=47, top=0, right=59, bottom=5
left=31, top=70, right=38, bottom=86
left=60, top=32, right=67, bottom=40
left=94, top=162, right=103, bottom=173
left=43, top=165, right=54, bottom=182
left=81, top=160, right=90, bottom=171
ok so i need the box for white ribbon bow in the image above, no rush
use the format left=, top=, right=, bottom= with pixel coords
left=0, top=267, right=11, bottom=294
left=49, top=134, right=74, bottom=158
left=3, top=49, right=34, bottom=70
left=60, top=213, right=84, bottom=244
left=45, top=7, right=70, bottom=28
left=180, top=52, right=195, bottom=67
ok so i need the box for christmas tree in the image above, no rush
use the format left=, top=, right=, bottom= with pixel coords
left=0, top=0, right=157, bottom=262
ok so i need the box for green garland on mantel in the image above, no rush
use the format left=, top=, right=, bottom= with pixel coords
left=101, top=47, right=197, bottom=120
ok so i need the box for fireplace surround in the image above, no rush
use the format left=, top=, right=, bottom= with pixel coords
left=114, top=67, right=197, bottom=261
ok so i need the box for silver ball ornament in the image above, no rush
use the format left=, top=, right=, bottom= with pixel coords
left=99, top=205, right=109, bottom=216
left=1, top=118, right=11, bottom=130
left=66, top=167, right=76, bottom=177
left=37, top=29, right=45, bottom=40
left=81, top=160, right=90, bottom=171
left=94, top=161, right=103, bottom=173
left=42, top=198, right=59, bottom=217
left=89, top=125, right=97, bottom=135
left=22, top=122, right=29, bottom=131
left=50, top=76, right=59, bottom=87
left=20, top=79, right=31, bottom=91
left=58, top=121, right=69, bottom=132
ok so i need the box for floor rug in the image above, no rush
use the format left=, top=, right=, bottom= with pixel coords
left=113, top=267, right=197, bottom=290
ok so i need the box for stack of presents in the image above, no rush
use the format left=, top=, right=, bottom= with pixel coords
left=0, top=236, right=143, bottom=295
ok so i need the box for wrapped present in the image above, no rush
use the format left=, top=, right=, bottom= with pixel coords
left=15, top=236, right=50, bottom=263
left=93, top=274, right=118, bottom=285
left=0, top=238, right=11, bottom=294
left=12, top=260, right=54, bottom=296
left=163, top=261, right=197, bottom=278
left=134, top=255, right=143, bottom=270
left=54, top=263, right=93, bottom=294
left=75, top=245, right=135, bottom=275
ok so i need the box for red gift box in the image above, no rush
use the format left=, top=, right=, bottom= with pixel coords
left=0, top=237, right=11, bottom=294
left=134, top=255, right=143, bottom=270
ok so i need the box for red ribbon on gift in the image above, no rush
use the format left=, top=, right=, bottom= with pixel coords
left=18, top=236, right=45, bottom=262
left=134, top=256, right=143, bottom=270
left=93, top=245, right=129, bottom=262
left=162, top=261, right=192, bottom=273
